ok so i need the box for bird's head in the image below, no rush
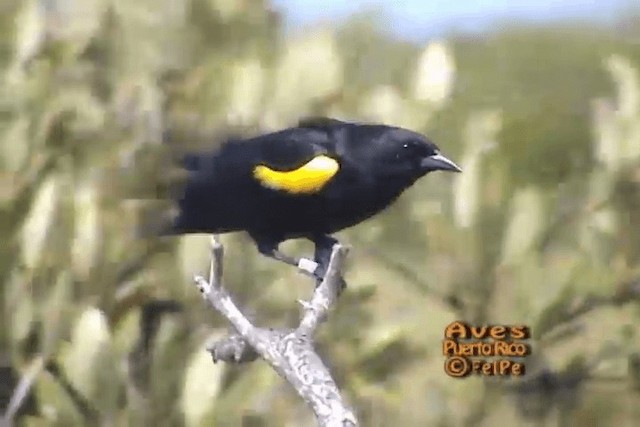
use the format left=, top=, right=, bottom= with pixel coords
left=371, top=128, right=461, bottom=183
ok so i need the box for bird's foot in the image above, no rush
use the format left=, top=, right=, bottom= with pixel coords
left=312, top=235, right=347, bottom=292
left=255, top=238, right=346, bottom=291
left=295, top=258, right=346, bottom=293
left=311, top=263, right=347, bottom=294
left=294, top=258, right=332, bottom=284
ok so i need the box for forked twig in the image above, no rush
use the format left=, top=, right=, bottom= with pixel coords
left=193, top=236, right=357, bottom=427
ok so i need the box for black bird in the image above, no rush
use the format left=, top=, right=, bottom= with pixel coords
left=157, top=117, right=461, bottom=284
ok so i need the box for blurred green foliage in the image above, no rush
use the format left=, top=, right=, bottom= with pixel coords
left=2, top=1, right=640, bottom=426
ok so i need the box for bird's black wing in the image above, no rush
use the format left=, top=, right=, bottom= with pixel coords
left=178, top=118, right=347, bottom=174
left=167, top=126, right=343, bottom=234
left=234, top=126, right=345, bottom=195
left=248, top=126, right=333, bottom=166
left=298, top=116, right=350, bottom=130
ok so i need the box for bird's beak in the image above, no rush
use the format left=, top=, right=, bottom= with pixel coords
left=420, top=153, right=462, bottom=173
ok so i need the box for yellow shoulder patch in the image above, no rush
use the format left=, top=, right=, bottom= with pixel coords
left=253, top=155, right=339, bottom=194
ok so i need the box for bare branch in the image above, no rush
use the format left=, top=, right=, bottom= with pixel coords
left=540, top=278, right=640, bottom=345
left=1, top=356, right=44, bottom=424
left=298, top=244, right=348, bottom=336
left=193, top=236, right=357, bottom=427
left=1, top=356, right=100, bottom=426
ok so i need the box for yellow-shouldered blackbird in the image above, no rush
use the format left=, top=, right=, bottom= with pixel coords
left=158, top=117, right=461, bottom=283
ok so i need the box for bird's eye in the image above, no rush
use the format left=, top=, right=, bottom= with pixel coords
left=402, top=141, right=420, bottom=151
left=403, top=140, right=423, bottom=149
left=396, top=141, right=419, bottom=161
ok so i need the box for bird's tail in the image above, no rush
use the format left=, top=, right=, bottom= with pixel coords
left=121, top=126, right=235, bottom=240
left=119, top=131, right=197, bottom=240
left=134, top=203, right=180, bottom=238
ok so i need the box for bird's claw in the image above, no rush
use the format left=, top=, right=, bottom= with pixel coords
left=311, top=264, right=346, bottom=292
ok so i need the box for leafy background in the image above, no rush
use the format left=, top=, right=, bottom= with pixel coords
left=2, top=0, right=640, bottom=426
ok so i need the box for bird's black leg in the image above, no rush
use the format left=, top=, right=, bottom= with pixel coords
left=313, top=235, right=347, bottom=292
left=255, top=240, right=319, bottom=278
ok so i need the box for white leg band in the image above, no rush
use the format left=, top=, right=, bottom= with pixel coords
left=297, top=258, right=319, bottom=275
